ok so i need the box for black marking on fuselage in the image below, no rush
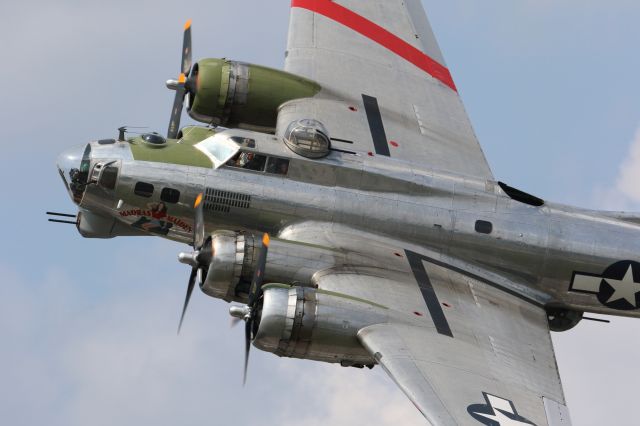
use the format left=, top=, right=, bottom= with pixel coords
left=330, top=137, right=354, bottom=144
left=405, top=250, right=544, bottom=333
left=405, top=250, right=453, bottom=337
left=330, top=147, right=358, bottom=155
left=421, top=253, right=544, bottom=308
left=362, top=94, right=391, bottom=156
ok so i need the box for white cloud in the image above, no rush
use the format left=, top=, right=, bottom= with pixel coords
left=613, top=127, right=640, bottom=204
left=553, top=317, right=640, bottom=426
left=0, top=256, right=423, bottom=426
left=593, top=126, right=640, bottom=211
left=273, top=362, right=424, bottom=426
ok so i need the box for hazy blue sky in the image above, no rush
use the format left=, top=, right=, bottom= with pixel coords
left=2, top=1, right=640, bottom=425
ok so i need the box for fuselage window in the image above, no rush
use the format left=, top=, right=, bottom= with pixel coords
left=99, top=165, right=119, bottom=190
left=266, top=157, right=289, bottom=175
left=134, top=181, right=154, bottom=198
left=161, top=187, right=180, bottom=204
left=227, top=151, right=267, bottom=172
left=475, top=220, right=493, bottom=234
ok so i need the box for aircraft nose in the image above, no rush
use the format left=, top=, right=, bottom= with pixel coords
left=57, top=144, right=91, bottom=205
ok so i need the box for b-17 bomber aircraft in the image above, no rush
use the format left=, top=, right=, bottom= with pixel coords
left=54, top=1, right=640, bottom=424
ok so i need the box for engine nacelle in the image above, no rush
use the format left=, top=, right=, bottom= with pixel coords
left=199, top=230, right=347, bottom=303
left=253, top=285, right=388, bottom=366
left=200, top=230, right=254, bottom=302
left=186, top=59, right=320, bottom=133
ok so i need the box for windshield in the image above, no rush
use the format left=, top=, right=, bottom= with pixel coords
left=193, top=134, right=242, bottom=169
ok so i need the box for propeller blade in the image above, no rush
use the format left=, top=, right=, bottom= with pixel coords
left=178, top=267, right=198, bottom=334
left=182, top=19, right=192, bottom=75
left=193, top=193, right=205, bottom=249
left=247, top=233, right=270, bottom=308
left=243, top=319, right=251, bottom=385
left=167, top=74, right=186, bottom=139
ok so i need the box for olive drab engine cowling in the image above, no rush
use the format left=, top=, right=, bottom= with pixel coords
left=186, top=59, right=321, bottom=132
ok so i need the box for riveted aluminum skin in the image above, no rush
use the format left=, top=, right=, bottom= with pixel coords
left=68, top=130, right=640, bottom=319
left=253, top=286, right=387, bottom=365
left=76, top=208, right=146, bottom=238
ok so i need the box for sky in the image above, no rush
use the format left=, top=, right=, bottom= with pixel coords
left=1, top=1, right=640, bottom=425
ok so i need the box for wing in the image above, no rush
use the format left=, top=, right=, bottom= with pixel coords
left=283, top=0, right=493, bottom=179
left=279, top=224, right=571, bottom=425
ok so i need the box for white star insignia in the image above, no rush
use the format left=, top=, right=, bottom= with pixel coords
left=605, top=265, right=640, bottom=306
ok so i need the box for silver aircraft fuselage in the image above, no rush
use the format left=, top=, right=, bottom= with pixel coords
left=59, top=128, right=640, bottom=319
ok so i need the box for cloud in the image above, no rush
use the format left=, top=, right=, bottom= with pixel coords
left=0, top=254, right=424, bottom=426
left=612, top=127, right=640, bottom=203
left=273, top=362, right=424, bottom=426
left=593, top=126, right=640, bottom=211
left=552, top=317, right=640, bottom=426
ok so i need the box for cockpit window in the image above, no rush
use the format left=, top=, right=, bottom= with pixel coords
left=227, top=151, right=267, bottom=172
left=266, top=157, right=289, bottom=175
left=226, top=153, right=289, bottom=175
left=194, top=134, right=242, bottom=168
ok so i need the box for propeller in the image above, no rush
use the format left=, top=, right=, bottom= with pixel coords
left=167, top=19, right=196, bottom=139
left=176, top=194, right=271, bottom=383
left=176, top=193, right=210, bottom=334
left=241, top=233, right=270, bottom=384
